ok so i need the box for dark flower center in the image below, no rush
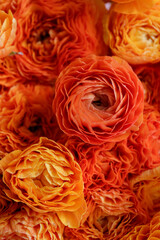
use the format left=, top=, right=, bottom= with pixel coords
left=92, top=94, right=109, bottom=110
left=28, top=117, right=42, bottom=133
left=38, top=30, right=50, bottom=42
left=28, top=19, right=59, bottom=57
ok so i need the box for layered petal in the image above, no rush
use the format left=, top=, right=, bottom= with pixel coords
left=133, top=63, right=160, bottom=111
left=0, top=10, right=17, bottom=58
left=0, top=205, right=64, bottom=240
left=127, top=103, right=160, bottom=173
left=0, top=137, right=86, bottom=228
left=111, top=0, right=157, bottom=14
left=0, top=55, right=24, bottom=87
left=64, top=194, right=146, bottom=240
left=91, top=188, right=143, bottom=216
left=64, top=203, right=105, bottom=240
left=121, top=211, right=160, bottom=240
left=0, top=0, right=17, bottom=13
left=53, top=55, right=144, bottom=145
left=0, top=175, right=20, bottom=221
left=65, top=137, right=137, bottom=193
left=130, top=166, right=160, bottom=217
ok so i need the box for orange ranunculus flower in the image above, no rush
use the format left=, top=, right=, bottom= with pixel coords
left=0, top=205, right=64, bottom=240
left=128, top=103, right=160, bottom=173
left=0, top=10, right=17, bottom=58
left=133, top=64, right=160, bottom=111
left=0, top=83, right=56, bottom=155
left=65, top=137, right=137, bottom=193
left=53, top=55, right=144, bottom=145
left=130, top=166, right=160, bottom=218
left=121, top=211, right=160, bottom=240
left=105, top=1, right=160, bottom=65
left=14, top=0, right=106, bottom=83
left=0, top=137, right=86, bottom=228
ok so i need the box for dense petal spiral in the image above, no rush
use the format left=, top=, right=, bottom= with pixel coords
left=53, top=55, right=144, bottom=145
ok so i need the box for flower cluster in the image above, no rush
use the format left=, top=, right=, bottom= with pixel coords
left=0, top=0, right=159, bottom=239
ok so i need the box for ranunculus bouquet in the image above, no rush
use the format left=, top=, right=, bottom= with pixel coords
left=0, top=0, right=160, bottom=239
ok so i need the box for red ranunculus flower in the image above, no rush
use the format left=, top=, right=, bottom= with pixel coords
left=53, top=55, right=144, bottom=145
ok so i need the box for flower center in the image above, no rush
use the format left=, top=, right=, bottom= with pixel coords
left=27, top=19, right=60, bottom=58
left=92, top=94, right=110, bottom=110
left=37, top=29, right=50, bottom=42
left=28, top=116, right=42, bottom=134
left=129, top=27, right=159, bottom=50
